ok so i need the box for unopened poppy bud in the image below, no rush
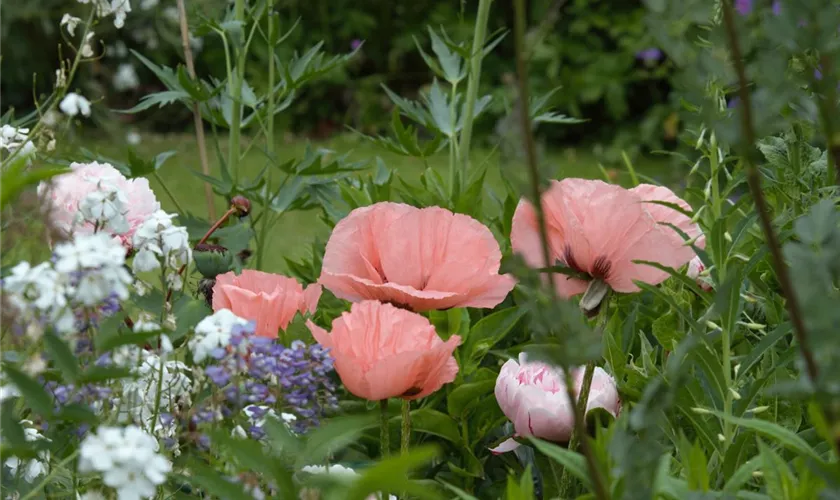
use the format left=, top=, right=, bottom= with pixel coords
left=193, top=243, right=233, bottom=278
left=231, top=195, right=251, bottom=216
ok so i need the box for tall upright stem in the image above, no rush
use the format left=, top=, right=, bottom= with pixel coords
left=458, top=0, right=493, bottom=174
left=177, top=0, right=216, bottom=220
left=720, top=0, right=838, bottom=453
left=401, top=399, right=411, bottom=456
left=512, top=0, right=609, bottom=498
left=816, top=55, right=840, bottom=186
left=380, top=399, right=390, bottom=457
left=228, top=0, right=247, bottom=185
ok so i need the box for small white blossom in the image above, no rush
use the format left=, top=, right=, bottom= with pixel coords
left=60, top=93, right=92, bottom=117
left=115, top=352, right=191, bottom=436
left=61, top=14, right=82, bottom=35
left=4, top=422, right=50, bottom=483
left=140, top=0, right=158, bottom=9
left=162, top=6, right=179, bottom=23
left=55, top=68, right=67, bottom=89
left=77, top=492, right=108, bottom=500
left=110, top=0, right=132, bottom=28
left=113, top=63, right=139, bottom=91
left=79, top=425, right=171, bottom=500
left=301, top=464, right=360, bottom=477
left=132, top=314, right=160, bottom=333
left=81, top=31, right=96, bottom=58
left=189, top=309, right=248, bottom=363
left=131, top=210, right=191, bottom=289
left=2, top=261, right=75, bottom=333
left=126, top=131, right=141, bottom=145
left=0, top=125, right=36, bottom=158
left=53, top=233, right=133, bottom=306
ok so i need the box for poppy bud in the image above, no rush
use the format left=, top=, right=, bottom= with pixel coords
left=231, top=195, right=251, bottom=217
left=193, top=243, right=233, bottom=279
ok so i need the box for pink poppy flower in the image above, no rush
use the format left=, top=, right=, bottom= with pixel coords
left=306, top=300, right=460, bottom=401
left=319, top=202, right=516, bottom=312
left=39, top=161, right=159, bottom=246
left=212, top=270, right=322, bottom=338
left=510, top=178, right=700, bottom=299
left=491, top=354, right=620, bottom=453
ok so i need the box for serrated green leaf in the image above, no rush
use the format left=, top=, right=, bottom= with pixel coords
left=461, top=307, right=526, bottom=373
left=447, top=380, right=495, bottom=419
left=43, top=333, right=81, bottom=383
left=297, top=413, right=378, bottom=467
left=404, top=408, right=461, bottom=444
left=344, top=446, right=442, bottom=500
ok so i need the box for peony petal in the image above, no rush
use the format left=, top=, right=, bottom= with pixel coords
left=489, top=438, right=521, bottom=455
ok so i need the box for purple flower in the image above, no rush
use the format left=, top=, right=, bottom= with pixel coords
left=636, top=48, right=663, bottom=63
left=815, top=67, right=823, bottom=81
left=205, top=365, right=230, bottom=386
left=736, top=0, right=753, bottom=15
left=351, top=39, right=363, bottom=51
left=728, top=96, right=740, bottom=109
left=772, top=0, right=781, bottom=16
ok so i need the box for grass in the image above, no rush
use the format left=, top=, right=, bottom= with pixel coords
left=82, top=131, right=678, bottom=273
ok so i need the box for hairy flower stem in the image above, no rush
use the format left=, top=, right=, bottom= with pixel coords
left=458, top=0, right=493, bottom=173
left=721, top=0, right=839, bottom=453
left=401, top=399, right=411, bottom=455
left=380, top=399, right=390, bottom=457
left=228, top=0, right=247, bottom=186
left=177, top=0, right=216, bottom=220
left=513, top=0, right=609, bottom=498
left=560, top=293, right=611, bottom=498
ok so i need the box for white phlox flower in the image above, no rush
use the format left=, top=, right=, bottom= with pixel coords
left=81, top=31, right=96, bottom=58
left=1, top=261, right=75, bottom=334
left=53, top=233, right=133, bottom=306
left=130, top=210, right=191, bottom=290
left=4, top=421, right=50, bottom=483
left=78, top=425, right=171, bottom=500
left=188, top=309, right=248, bottom=363
left=110, top=0, right=132, bottom=29
left=60, top=93, right=92, bottom=117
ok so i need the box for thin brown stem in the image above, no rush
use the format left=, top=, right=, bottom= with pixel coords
left=177, top=0, right=216, bottom=220
left=817, top=55, right=840, bottom=186
left=513, top=0, right=609, bottom=498
left=720, top=0, right=817, bottom=384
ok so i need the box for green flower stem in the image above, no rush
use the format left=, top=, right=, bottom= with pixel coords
left=816, top=55, right=840, bottom=186
left=21, top=450, right=80, bottom=500
left=448, top=81, right=460, bottom=202
left=380, top=399, right=390, bottom=457
left=560, top=292, right=611, bottom=498
left=153, top=171, right=186, bottom=216
left=401, top=399, right=411, bottom=456
left=228, top=0, right=247, bottom=185
left=458, top=0, right=493, bottom=174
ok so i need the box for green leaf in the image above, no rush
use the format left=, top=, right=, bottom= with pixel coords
left=461, top=307, right=526, bottom=372
left=707, top=410, right=825, bottom=465
left=297, top=413, right=378, bottom=467
left=43, top=332, right=81, bottom=383
left=344, top=445, right=442, bottom=500
left=56, top=403, right=98, bottom=425
left=96, top=329, right=164, bottom=354
left=447, top=380, right=495, bottom=419
left=426, top=80, right=454, bottom=137
left=172, top=296, right=211, bottom=342
left=427, top=27, right=464, bottom=83
left=183, top=463, right=254, bottom=500
left=77, top=366, right=133, bottom=384
left=528, top=438, right=592, bottom=491
left=3, top=366, right=52, bottom=415
left=1, top=400, right=26, bottom=447
left=206, top=430, right=295, bottom=497
left=404, top=408, right=461, bottom=444
left=685, top=439, right=709, bottom=491
left=737, top=322, right=790, bottom=380
left=723, top=457, right=761, bottom=493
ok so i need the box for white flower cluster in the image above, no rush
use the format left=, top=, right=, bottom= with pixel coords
left=78, top=181, right=130, bottom=235
left=2, top=233, right=132, bottom=334
left=300, top=464, right=397, bottom=500
left=112, top=347, right=192, bottom=441
left=131, top=211, right=192, bottom=290
left=76, top=0, right=132, bottom=29
left=1, top=124, right=36, bottom=159
left=188, top=309, right=249, bottom=363
left=4, top=421, right=50, bottom=483
left=114, top=63, right=140, bottom=91
left=79, top=425, right=171, bottom=500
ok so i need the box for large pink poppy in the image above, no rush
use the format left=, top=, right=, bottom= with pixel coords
left=510, top=178, right=701, bottom=298
left=318, top=202, right=516, bottom=311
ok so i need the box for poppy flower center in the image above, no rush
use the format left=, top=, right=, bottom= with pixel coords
left=562, top=245, right=612, bottom=281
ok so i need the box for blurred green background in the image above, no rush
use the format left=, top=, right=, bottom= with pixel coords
left=2, top=0, right=682, bottom=272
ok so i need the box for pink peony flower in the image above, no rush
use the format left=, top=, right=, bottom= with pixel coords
left=39, top=161, right=159, bottom=245
left=212, top=270, right=322, bottom=338
left=510, top=178, right=701, bottom=299
left=307, top=300, right=460, bottom=401
left=319, top=202, right=516, bottom=312
left=491, top=354, right=620, bottom=453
